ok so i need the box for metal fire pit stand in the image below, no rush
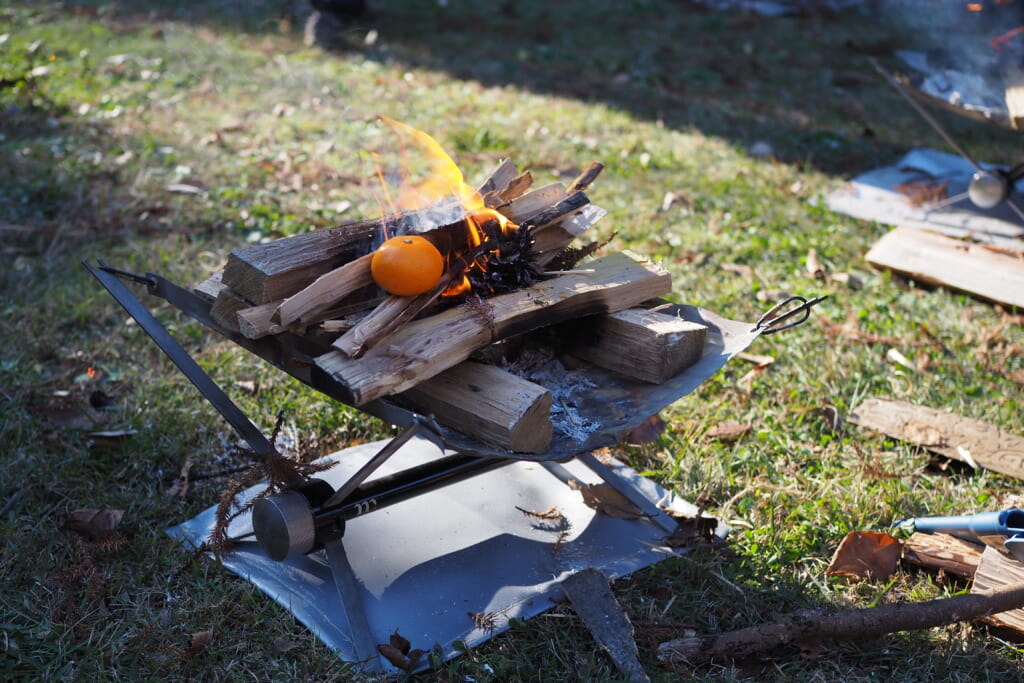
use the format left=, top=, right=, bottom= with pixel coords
left=85, top=260, right=823, bottom=674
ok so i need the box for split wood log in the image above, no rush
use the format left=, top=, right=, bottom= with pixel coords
left=476, top=159, right=519, bottom=204
left=498, top=171, right=534, bottom=204
left=848, top=398, right=1024, bottom=481
left=902, top=531, right=984, bottom=580
left=222, top=217, right=379, bottom=304
left=498, top=183, right=568, bottom=223
left=237, top=293, right=386, bottom=340
left=271, top=253, right=375, bottom=327
left=395, top=360, right=553, bottom=454
left=209, top=289, right=250, bottom=334
left=237, top=300, right=282, bottom=339
left=314, top=250, right=672, bottom=406
left=532, top=204, right=608, bottom=267
left=194, top=271, right=225, bottom=303
left=865, top=226, right=1024, bottom=309
left=972, top=546, right=1024, bottom=635
left=567, top=161, right=605, bottom=195
left=568, top=308, right=707, bottom=384
left=657, top=580, right=1024, bottom=667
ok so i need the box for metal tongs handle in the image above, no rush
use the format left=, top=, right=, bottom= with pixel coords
left=898, top=509, right=1024, bottom=563
left=753, top=295, right=828, bottom=335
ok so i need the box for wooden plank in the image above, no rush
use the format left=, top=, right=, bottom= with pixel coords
left=272, top=253, right=374, bottom=327
left=848, top=398, right=1024, bottom=480
left=396, top=360, right=552, bottom=454
left=222, top=218, right=379, bottom=304
left=315, top=250, right=672, bottom=406
left=568, top=308, right=707, bottom=384
left=902, top=531, right=983, bottom=579
left=865, top=226, right=1024, bottom=309
left=498, top=183, right=567, bottom=223
left=971, top=545, right=1024, bottom=635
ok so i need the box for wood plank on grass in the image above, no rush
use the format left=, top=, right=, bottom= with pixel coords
left=865, top=226, right=1024, bottom=309
left=849, top=398, right=1024, bottom=480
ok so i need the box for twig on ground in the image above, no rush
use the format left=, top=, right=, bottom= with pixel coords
left=658, top=581, right=1024, bottom=667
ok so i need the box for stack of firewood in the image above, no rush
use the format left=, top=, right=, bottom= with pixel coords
left=193, top=161, right=707, bottom=454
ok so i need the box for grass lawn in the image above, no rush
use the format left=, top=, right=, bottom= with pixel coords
left=2, top=1, right=1023, bottom=680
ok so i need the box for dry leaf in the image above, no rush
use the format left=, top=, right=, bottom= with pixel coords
left=826, top=531, right=901, bottom=580
left=569, top=480, right=647, bottom=520
left=626, top=414, right=666, bottom=445
left=187, top=629, right=213, bottom=655
left=904, top=421, right=947, bottom=447
left=389, top=630, right=411, bottom=655
left=63, top=508, right=125, bottom=539
left=664, top=514, right=718, bottom=548
left=887, top=348, right=918, bottom=373
left=806, top=248, right=826, bottom=279
left=377, top=643, right=408, bottom=669
left=273, top=635, right=301, bottom=653
left=706, top=421, right=752, bottom=442
left=167, top=456, right=195, bottom=498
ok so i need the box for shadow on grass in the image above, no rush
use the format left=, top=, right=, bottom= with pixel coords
left=30, top=0, right=1024, bottom=179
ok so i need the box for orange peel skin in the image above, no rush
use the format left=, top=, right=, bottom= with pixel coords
left=370, top=235, right=445, bottom=296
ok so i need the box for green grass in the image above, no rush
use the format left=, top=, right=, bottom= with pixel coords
left=2, top=1, right=1023, bottom=680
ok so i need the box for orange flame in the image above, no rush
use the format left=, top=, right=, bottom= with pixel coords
left=376, top=117, right=519, bottom=297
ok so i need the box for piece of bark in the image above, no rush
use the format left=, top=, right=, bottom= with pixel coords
left=193, top=271, right=225, bottom=303
left=222, top=218, right=379, bottom=304
left=568, top=308, right=707, bottom=384
left=972, top=545, right=1024, bottom=634
left=499, top=171, right=534, bottom=203
left=562, top=568, right=650, bottom=683
left=209, top=289, right=251, bottom=333
left=315, top=250, right=672, bottom=405
left=395, top=360, right=552, bottom=454
left=902, top=531, right=984, bottom=579
left=657, top=580, right=1024, bottom=667
left=567, top=162, right=604, bottom=195
left=865, top=227, right=1024, bottom=309
left=272, top=253, right=374, bottom=328
left=848, top=398, right=1024, bottom=480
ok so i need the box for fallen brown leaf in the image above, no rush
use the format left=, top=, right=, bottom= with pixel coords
left=826, top=531, right=901, bottom=580
left=63, top=508, right=125, bottom=539
left=626, top=414, right=666, bottom=445
left=187, top=629, right=213, bottom=655
left=706, top=421, right=752, bottom=442
left=273, top=635, right=301, bottom=653
left=569, top=480, right=647, bottom=520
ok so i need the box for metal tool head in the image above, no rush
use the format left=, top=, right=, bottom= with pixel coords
left=968, top=170, right=1010, bottom=210
left=252, top=479, right=335, bottom=561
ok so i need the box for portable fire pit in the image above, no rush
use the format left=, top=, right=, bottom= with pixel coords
left=85, top=141, right=823, bottom=674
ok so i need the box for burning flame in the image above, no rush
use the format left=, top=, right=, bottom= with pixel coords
left=375, top=116, right=518, bottom=297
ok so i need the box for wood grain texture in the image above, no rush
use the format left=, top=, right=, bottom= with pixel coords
left=865, top=226, right=1024, bottom=308
left=569, top=308, right=707, bottom=384
left=396, top=360, right=552, bottom=454
left=222, top=218, right=379, bottom=303
left=315, top=250, right=672, bottom=405
left=849, top=398, right=1024, bottom=480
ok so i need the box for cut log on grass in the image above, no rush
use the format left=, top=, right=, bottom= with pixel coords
left=657, top=580, right=1024, bottom=667
left=848, top=398, right=1024, bottom=481
left=272, top=253, right=375, bottom=328
left=568, top=308, right=707, bottom=384
left=902, top=531, right=984, bottom=579
left=395, top=360, right=553, bottom=454
left=222, top=218, right=379, bottom=304
left=315, top=250, right=672, bottom=405
left=865, top=226, right=1024, bottom=309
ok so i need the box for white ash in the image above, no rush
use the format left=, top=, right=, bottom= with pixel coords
left=501, top=347, right=600, bottom=443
